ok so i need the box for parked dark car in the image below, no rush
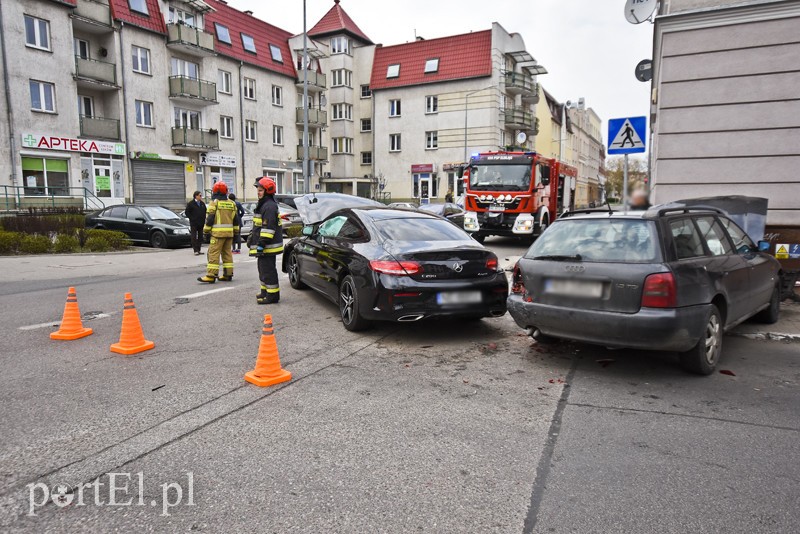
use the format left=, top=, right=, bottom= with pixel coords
left=507, top=204, right=782, bottom=375
left=85, top=204, right=191, bottom=248
left=282, top=193, right=508, bottom=331
left=418, top=202, right=467, bottom=227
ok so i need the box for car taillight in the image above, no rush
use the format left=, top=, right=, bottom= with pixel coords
left=280, top=214, right=289, bottom=220
left=641, top=272, right=676, bottom=308
left=486, top=255, right=498, bottom=270
left=511, top=263, right=525, bottom=295
left=369, top=260, right=421, bottom=275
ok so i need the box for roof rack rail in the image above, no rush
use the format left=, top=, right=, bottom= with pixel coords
left=560, top=206, right=618, bottom=218
left=654, top=204, right=725, bottom=217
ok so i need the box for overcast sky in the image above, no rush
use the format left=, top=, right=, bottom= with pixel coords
left=229, top=0, right=654, bottom=146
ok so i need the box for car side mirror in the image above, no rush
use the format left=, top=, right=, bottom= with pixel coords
left=456, top=166, right=464, bottom=178
left=302, top=225, right=314, bottom=236
left=540, top=166, right=551, bottom=186
left=136, top=218, right=145, bottom=222
left=757, top=240, right=770, bottom=252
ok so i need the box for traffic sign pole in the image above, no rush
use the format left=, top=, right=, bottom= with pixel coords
left=623, top=154, right=629, bottom=214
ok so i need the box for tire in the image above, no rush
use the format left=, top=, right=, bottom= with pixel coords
left=339, top=275, right=371, bottom=331
left=536, top=215, right=549, bottom=237
left=287, top=251, right=308, bottom=290
left=679, top=304, right=723, bottom=375
left=755, top=285, right=780, bottom=324
left=150, top=231, right=167, bottom=248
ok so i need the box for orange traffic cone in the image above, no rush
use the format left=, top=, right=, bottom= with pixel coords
left=110, top=293, right=155, bottom=355
left=244, top=314, right=291, bottom=387
left=50, top=287, right=93, bottom=340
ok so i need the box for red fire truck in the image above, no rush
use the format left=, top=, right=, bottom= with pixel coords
left=460, top=151, right=577, bottom=242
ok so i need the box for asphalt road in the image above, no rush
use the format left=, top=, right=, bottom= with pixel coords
left=0, top=239, right=797, bottom=533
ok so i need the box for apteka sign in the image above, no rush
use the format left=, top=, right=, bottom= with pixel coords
left=22, top=133, right=126, bottom=156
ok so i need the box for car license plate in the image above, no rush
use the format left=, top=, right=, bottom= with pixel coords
left=545, top=278, right=603, bottom=298
left=436, top=291, right=483, bottom=305
left=489, top=205, right=506, bottom=212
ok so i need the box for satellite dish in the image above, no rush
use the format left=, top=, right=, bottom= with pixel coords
left=624, top=0, right=657, bottom=24
left=635, top=59, right=653, bottom=82
left=516, top=131, right=528, bottom=144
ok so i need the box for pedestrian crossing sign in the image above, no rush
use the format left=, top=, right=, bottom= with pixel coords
left=608, top=116, right=647, bottom=154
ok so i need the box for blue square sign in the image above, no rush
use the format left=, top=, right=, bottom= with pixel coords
left=608, top=116, right=647, bottom=155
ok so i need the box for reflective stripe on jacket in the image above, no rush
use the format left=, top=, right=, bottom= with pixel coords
left=257, top=196, right=283, bottom=255
left=204, top=197, right=240, bottom=237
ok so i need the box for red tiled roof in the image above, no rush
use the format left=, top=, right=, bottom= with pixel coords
left=370, top=30, right=492, bottom=91
left=205, top=0, right=297, bottom=79
left=109, top=0, right=167, bottom=35
left=308, top=0, right=372, bottom=44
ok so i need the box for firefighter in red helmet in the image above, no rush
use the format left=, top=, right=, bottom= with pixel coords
left=249, top=177, right=283, bottom=303
left=198, top=181, right=240, bottom=283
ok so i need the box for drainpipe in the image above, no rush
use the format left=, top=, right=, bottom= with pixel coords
left=0, top=1, right=19, bottom=189
left=119, top=21, right=134, bottom=202
left=238, top=61, right=246, bottom=199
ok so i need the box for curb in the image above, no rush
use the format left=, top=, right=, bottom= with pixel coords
left=729, top=331, right=800, bottom=343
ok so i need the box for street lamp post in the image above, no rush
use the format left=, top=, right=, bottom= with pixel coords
left=302, top=0, right=309, bottom=193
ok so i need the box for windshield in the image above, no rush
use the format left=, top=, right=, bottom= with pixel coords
left=374, top=218, right=470, bottom=241
left=469, top=164, right=532, bottom=192
left=142, top=206, right=181, bottom=220
left=525, top=219, right=658, bottom=262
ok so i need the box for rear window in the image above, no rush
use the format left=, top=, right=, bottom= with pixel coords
left=525, top=219, right=658, bottom=262
left=374, top=217, right=470, bottom=241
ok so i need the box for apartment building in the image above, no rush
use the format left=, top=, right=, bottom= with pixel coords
left=1, top=0, right=602, bottom=209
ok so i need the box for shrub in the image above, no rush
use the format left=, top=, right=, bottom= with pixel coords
left=84, top=236, right=111, bottom=252
left=1, top=213, right=85, bottom=235
left=19, top=234, right=52, bottom=254
left=79, top=229, right=129, bottom=250
left=285, top=226, right=304, bottom=239
left=0, top=231, right=22, bottom=255
left=54, top=233, right=80, bottom=253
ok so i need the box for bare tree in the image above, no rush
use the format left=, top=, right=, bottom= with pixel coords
left=605, top=156, right=648, bottom=199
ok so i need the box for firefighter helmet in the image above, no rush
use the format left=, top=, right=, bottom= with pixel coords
left=212, top=181, right=228, bottom=195
left=255, top=177, right=276, bottom=195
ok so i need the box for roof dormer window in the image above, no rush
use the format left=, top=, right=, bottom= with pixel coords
left=215, top=23, right=231, bottom=45
left=386, top=64, right=400, bottom=79
left=424, top=58, right=439, bottom=74
left=269, top=44, right=283, bottom=63
left=128, top=0, right=149, bottom=15
left=241, top=34, right=256, bottom=53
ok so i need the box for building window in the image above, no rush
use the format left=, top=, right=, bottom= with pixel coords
left=389, top=99, right=401, bottom=117
left=360, top=118, right=371, bottom=132
left=332, top=103, right=352, bottom=121
left=21, top=157, right=68, bottom=196
left=332, top=69, right=352, bottom=87
left=332, top=138, right=353, bottom=154
left=386, top=64, right=400, bottom=78
left=426, top=95, right=438, bottom=114
left=361, top=152, right=372, bottom=165
left=241, top=34, right=256, bottom=53
left=168, top=7, right=197, bottom=27
left=330, top=36, right=351, bottom=55
left=361, top=85, right=371, bottom=98
left=132, top=46, right=151, bottom=74
left=220, top=116, right=233, bottom=139
left=24, top=15, right=50, bottom=51
left=269, top=44, right=283, bottom=63
left=273, top=125, right=283, bottom=145
left=424, top=58, right=439, bottom=73
left=215, top=23, right=231, bottom=45
left=135, top=100, right=153, bottom=127
left=390, top=134, right=401, bottom=152
left=272, top=85, right=283, bottom=106
left=426, top=131, right=438, bottom=150
left=78, top=95, right=94, bottom=117
left=174, top=108, right=200, bottom=129
left=218, top=70, right=232, bottom=94
left=30, top=81, right=55, bottom=113
left=245, top=120, right=257, bottom=142
left=128, top=0, right=149, bottom=16
left=171, top=58, right=198, bottom=79
left=74, top=39, right=90, bottom=59
left=243, top=78, right=256, bottom=100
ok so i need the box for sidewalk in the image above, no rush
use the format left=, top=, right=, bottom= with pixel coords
left=731, top=296, right=800, bottom=342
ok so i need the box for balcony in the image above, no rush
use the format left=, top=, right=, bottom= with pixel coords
left=167, top=23, right=215, bottom=57
left=295, top=107, right=327, bottom=126
left=521, top=83, right=540, bottom=105
left=296, top=145, right=328, bottom=161
left=295, top=69, right=326, bottom=92
left=79, top=115, right=120, bottom=140
left=72, top=0, right=112, bottom=30
left=502, top=106, right=537, bottom=132
left=169, top=76, right=218, bottom=104
left=172, top=127, right=219, bottom=151
left=75, top=56, right=118, bottom=89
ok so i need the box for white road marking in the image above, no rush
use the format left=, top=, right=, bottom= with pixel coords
left=176, top=286, right=238, bottom=299
left=19, top=312, right=115, bottom=331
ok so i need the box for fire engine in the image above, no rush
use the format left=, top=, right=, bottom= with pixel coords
left=460, top=151, right=577, bottom=242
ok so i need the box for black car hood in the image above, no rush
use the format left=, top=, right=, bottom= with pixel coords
left=295, top=193, right=383, bottom=224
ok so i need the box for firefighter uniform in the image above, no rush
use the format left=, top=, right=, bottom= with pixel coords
left=253, top=195, right=283, bottom=303
left=198, top=192, right=240, bottom=283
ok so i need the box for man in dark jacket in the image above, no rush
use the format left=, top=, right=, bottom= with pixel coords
left=250, top=177, right=283, bottom=304
left=185, top=191, right=206, bottom=255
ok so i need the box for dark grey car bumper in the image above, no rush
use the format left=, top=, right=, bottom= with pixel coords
left=507, top=294, right=711, bottom=352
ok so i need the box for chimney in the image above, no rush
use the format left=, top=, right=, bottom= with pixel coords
left=244, top=10, right=253, bottom=15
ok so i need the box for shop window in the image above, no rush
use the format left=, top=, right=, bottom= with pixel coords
left=22, top=157, right=69, bottom=196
